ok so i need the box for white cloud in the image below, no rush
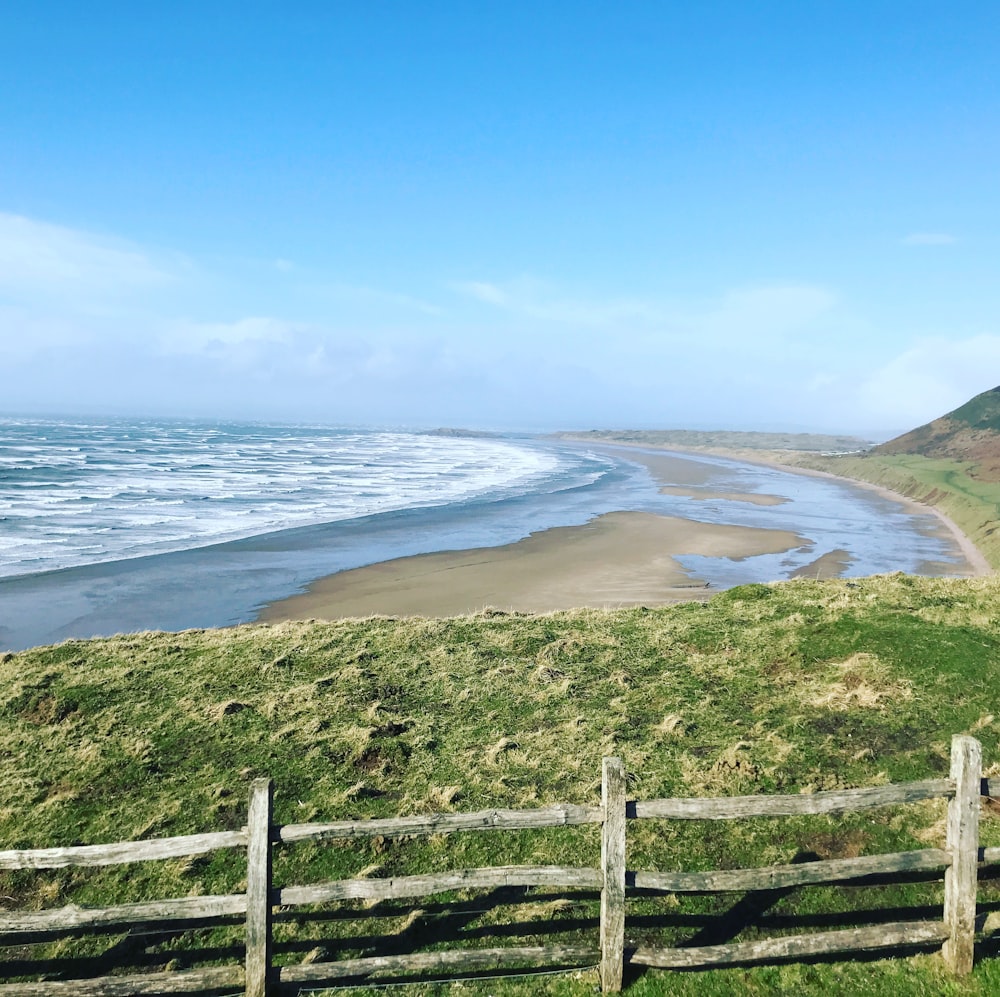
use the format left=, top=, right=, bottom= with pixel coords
left=3, top=212, right=991, bottom=434
left=161, top=316, right=296, bottom=355
left=694, top=284, right=838, bottom=340
left=456, top=280, right=508, bottom=305
left=805, top=372, right=838, bottom=392
left=0, top=213, right=171, bottom=297
left=452, top=276, right=660, bottom=326
left=156, top=315, right=451, bottom=389
left=0, top=304, right=90, bottom=358
left=901, top=232, right=957, bottom=246
left=453, top=277, right=838, bottom=349
left=853, top=335, right=1000, bottom=430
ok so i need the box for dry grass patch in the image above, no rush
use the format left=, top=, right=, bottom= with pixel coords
left=484, top=736, right=519, bottom=764
left=425, top=784, right=462, bottom=810
left=653, top=713, right=686, bottom=737
left=803, top=652, right=912, bottom=711
left=679, top=741, right=762, bottom=796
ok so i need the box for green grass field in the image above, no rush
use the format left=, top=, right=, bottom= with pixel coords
left=6, top=574, right=1000, bottom=993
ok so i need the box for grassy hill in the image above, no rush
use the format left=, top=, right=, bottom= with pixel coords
left=6, top=574, right=1000, bottom=993
left=875, top=387, right=1000, bottom=479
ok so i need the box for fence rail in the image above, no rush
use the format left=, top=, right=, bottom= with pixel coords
left=631, top=848, right=953, bottom=893
left=629, top=920, right=952, bottom=970
left=278, top=802, right=604, bottom=843
left=0, top=830, right=248, bottom=870
left=631, top=777, right=955, bottom=819
left=0, top=734, right=993, bottom=994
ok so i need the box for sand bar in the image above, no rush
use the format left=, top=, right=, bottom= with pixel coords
left=658, top=485, right=788, bottom=506
left=260, top=511, right=806, bottom=621
left=791, top=548, right=853, bottom=580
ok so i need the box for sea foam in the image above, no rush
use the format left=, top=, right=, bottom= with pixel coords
left=0, top=419, right=598, bottom=578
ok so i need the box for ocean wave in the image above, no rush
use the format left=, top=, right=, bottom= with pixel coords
left=0, top=419, right=604, bottom=578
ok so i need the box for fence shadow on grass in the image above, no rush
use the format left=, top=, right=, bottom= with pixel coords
left=0, top=736, right=995, bottom=994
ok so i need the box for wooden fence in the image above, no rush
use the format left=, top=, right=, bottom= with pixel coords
left=0, top=734, right=996, bottom=994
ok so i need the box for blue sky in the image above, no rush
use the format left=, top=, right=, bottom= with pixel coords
left=1, top=3, right=998, bottom=437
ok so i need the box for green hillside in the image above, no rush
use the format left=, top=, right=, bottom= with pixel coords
left=948, top=387, right=1000, bottom=432
left=876, top=386, right=1000, bottom=466
left=6, top=575, right=1000, bottom=993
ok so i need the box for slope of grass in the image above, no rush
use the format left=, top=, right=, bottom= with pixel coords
left=946, top=388, right=1000, bottom=433
left=5, top=575, right=1000, bottom=993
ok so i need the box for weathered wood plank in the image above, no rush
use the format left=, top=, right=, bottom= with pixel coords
left=278, top=803, right=603, bottom=843
left=0, top=893, right=246, bottom=934
left=632, top=848, right=951, bottom=894
left=279, top=865, right=601, bottom=907
left=982, top=846, right=1000, bottom=864
left=943, top=735, right=981, bottom=975
left=633, top=779, right=954, bottom=820
left=0, top=964, right=244, bottom=996
left=278, top=944, right=600, bottom=983
left=600, top=757, right=626, bottom=993
left=245, top=778, right=273, bottom=997
left=0, top=831, right=247, bottom=870
left=630, top=919, right=950, bottom=969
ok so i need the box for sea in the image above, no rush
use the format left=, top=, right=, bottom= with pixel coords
left=0, top=416, right=970, bottom=651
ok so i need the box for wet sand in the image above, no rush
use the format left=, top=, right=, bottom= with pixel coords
left=259, top=511, right=806, bottom=620
left=575, top=440, right=991, bottom=578
left=658, top=486, right=788, bottom=506
left=592, top=449, right=785, bottom=505
left=791, top=548, right=853, bottom=580
left=705, top=449, right=993, bottom=579
left=260, top=442, right=990, bottom=624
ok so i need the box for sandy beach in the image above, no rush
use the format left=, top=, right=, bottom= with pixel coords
left=260, top=444, right=991, bottom=624
left=259, top=510, right=805, bottom=620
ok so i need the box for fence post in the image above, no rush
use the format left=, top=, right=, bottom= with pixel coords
left=600, top=756, right=627, bottom=992
left=246, top=778, right=274, bottom=997
left=943, top=735, right=981, bottom=975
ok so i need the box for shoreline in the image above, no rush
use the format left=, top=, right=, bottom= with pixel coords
left=5, top=431, right=989, bottom=651
left=558, top=436, right=992, bottom=578
left=771, top=463, right=992, bottom=576
left=260, top=440, right=990, bottom=624
left=683, top=446, right=992, bottom=578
